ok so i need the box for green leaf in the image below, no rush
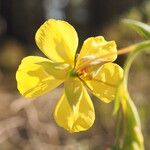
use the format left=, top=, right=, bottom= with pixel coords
left=122, top=93, right=144, bottom=150
left=123, top=19, right=150, bottom=39
left=123, top=40, right=150, bottom=85
left=113, top=39, right=150, bottom=150
left=121, top=40, right=150, bottom=150
left=114, top=40, right=150, bottom=114
left=114, top=83, right=144, bottom=150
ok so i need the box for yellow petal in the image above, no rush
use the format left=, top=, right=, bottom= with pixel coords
left=35, top=19, right=78, bottom=65
left=64, top=77, right=83, bottom=106
left=85, top=63, right=123, bottom=103
left=54, top=87, right=95, bottom=133
left=76, top=36, right=117, bottom=67
left=16, top=56, right=70, bottom=98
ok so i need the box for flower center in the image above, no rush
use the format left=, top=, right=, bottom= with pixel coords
left=69, top=69, right=78, bottom=78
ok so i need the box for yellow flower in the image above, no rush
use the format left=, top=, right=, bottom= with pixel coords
left=16, top=19, right=123, bottom=133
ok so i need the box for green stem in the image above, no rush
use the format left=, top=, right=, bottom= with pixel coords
left=123, top=40, right=150, bottom=88
left=115, top=108, right=122, bottom=149
left=113, top=40, right=150, bottom=150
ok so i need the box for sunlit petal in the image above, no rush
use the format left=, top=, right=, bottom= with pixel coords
left=16, top=56, right=70, bottom=98
left=76, top=36, right=117, bottom=68
left=85, top=63, right=123, bottom=103
left=54, top=86, right=95, bottom=133
left=35, top=19, right=78, bottom=65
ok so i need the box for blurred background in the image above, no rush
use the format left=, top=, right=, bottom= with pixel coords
left=0, top=0, right=150, bottom=149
